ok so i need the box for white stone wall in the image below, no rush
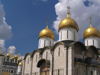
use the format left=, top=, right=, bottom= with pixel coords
left=53, top=44, right=66, bottom=75
left=85, top=37, right=100, bottom=48
left=32, top=52, right=40, bottom=75
left=38, top=38, right=54, bottom=49
left=68, top=46, right=74, bottom=75
left=24, top=55, right=31, bottom=75
left=42, top=48, right=52, bottom=75
left=0, top=56, right=4, bottom=74
left=59, top=28, right=78, bottom=41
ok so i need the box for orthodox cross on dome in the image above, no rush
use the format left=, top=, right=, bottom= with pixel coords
left=46, top=18, right=49, bottom=28
left=89, top=16, right=92, bottom=27
left=67, top=6, right=71, bottom=14
left=66, top=6, right=71, bottom=17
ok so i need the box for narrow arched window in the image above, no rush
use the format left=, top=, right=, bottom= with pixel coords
left=58, top=47, right=60, bottom=56
left=87, top=40, right=88, bottom=46
left=44, top=40, right=46, bottom=46
left=74, top=32, right=75, bottom=40
left=28, top=57, right=29, bottom=64
left=93, top=39, right=94, bottom=45
left=36, top=55, right=37, bottom=62
left=39, top=40, right=41, bottom=47
left=46, top=51, right=48, bottom=59
left=50, top=40, right=51, bottom=46
left=67, top=30, right=68, bottom=39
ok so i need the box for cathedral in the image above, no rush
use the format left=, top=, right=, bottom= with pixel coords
left=22, top=7, right=100, bottom=75
left=0, top=51, right=23, bottom=75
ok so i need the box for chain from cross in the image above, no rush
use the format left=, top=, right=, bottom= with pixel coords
left=67, top=6, right=71, bottom=13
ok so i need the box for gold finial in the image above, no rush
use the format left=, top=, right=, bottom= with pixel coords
left=89, top=17, right=92, bottom=27
left=67, top=6, right=71, bottom=17
left=46, top=18, right=49, bottom=28
left=0, top=47, right=2, bottom=55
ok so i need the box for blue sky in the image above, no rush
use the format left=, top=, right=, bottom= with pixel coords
left=0, top=0, right=100, bottom=56
left=1, top=0, right=58, bottom=56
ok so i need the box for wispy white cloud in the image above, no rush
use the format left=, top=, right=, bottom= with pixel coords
left=53, top=0, right=100, bottom=39
left=0, top=2, right=13, bottom=53
left=0, top=3, right=12, bottom=40
left=8, top=46, right=16, bottom=56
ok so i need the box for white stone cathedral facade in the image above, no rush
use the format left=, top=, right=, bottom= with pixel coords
left=22, top=7, right=100, bottom=75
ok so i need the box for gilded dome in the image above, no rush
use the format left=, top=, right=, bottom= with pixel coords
left=19, top=58, right=22, bottom=61
left=39, top=25, right=55, bottom=40
left=18, top=59, right=20, bottom=61
left=59, top=13, right=79, bottom=31
left=12, top=57, right=15, bottom=60
left=84, top=25, right=100, bottom=39
left=6, top=53, right=10, bottom=58
left=19, top=62, right=23, bottom=66
left=15, top=55, right=18, bottom=59
left=10, top=58, right=12, bottom=60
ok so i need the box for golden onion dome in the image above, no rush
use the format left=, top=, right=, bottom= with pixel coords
left=15, top=55, right=18, bottom=59
left=84, top=25, right=100, bottom=39
left=6, top=53, right=10, bottom=58
left=10, top=58, right=12, bottom=60
left=19, top=62, right=23, bottom=66
left=59, top=12, right=79, bottom=31
left=19, top=58, right=22, bottom=61
left=39, top=25, right=55, bottom=40
left=18, top=59, right=20, bottom=61
left=12, top=57, right=15, bottom=60
left=84, top=17, right=100, bottom=39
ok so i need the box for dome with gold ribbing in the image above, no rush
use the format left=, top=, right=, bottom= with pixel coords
left=6, top=53, right=10, bottom=58
left=19, top=62, right=23, bottom=66
left=83, top=17, right=100, bottom=39
left=39, top=20, right=55, bottom=40
left=15, top=55, right=18, bottom=59
left=59, top=6, right=79, bottom=31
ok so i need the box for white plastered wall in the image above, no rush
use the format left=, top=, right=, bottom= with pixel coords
left=59, top=28, right=78, bottom=41
left=53, top=44, right=66, bottom=75
left=38, top=38, right=54, bottom=49
left=42, top=48, right=52, bottom=75
left=24, top=55, right=31, bottom=75
left=84, top=37, right=100, bottom=48
left=32, top=52, right=40, bottom=75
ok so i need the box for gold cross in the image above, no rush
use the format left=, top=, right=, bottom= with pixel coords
left=67, top=6, right=71, bottom=13
left=89, top=16, right=92, bottom=24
